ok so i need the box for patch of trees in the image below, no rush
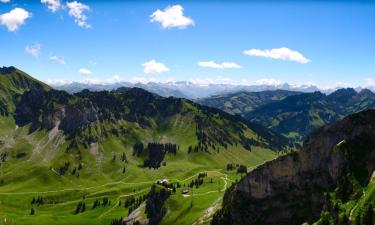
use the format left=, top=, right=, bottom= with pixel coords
left=226, top=163, right=247, bottom=174
left=125, top=194, right=147, bottom=216
left=133, top=142, right=178, bottom=169
left=92, top=197, right=111, bottom=209
left=189, top=177, right=204, bottom=189
left=132, top=143, right=144, bottom=157
left=15, top=151, right=27, bottom=159
left=237, top=165, right=247, bottom=174
left=0, top=152, right=7, bottom=162
left=193, top=116, right=234, bottom=153
left=31, top=196, right=44, bottom=206
left=74, top=201, right=86, bottom=214
left=120, top=152, right=128, bottom=162
left=188, top=173, right=207, bottom=189
left=145, top=185, right=171, bottom=225
left=71, top=164, right=83, bottom=177
left=226, top=163, right=235, bottom=171
left=57, top=162, right=70, bottom=175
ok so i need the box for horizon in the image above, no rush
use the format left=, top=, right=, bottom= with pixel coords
left=1, top=0, right=374, bottom=90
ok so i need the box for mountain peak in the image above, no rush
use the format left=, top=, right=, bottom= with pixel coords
left=0, top=66, right=17, bottom=74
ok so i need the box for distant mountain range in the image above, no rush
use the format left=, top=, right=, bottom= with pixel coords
left=197, top=88, right=375, bottom=141
left=245, top=88, right=375, bottom=140
left=51, top=80, right=371, bottom=99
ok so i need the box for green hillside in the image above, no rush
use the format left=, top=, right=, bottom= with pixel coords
left=0, top=67, right=290, bottom=225
left=0, top=66, right=50, bottom=116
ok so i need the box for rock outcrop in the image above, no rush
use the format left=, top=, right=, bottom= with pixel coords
left=212, top=109, right=375, bottom=225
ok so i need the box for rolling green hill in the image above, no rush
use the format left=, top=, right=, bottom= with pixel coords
left=0, top=67, right=291, bottom=225
left=245, top=89, right=375, bottom=140
left=196, top=90, right=300, bottom=116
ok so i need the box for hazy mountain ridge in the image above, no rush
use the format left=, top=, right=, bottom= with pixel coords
left=52, top=81, right=326, bottom=99
left=196, top=90, right=301, bottom=116
left=212, top=109, right=375, bottom=225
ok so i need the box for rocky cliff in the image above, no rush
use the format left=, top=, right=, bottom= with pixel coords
left=212, top=109, right=375, bottom=225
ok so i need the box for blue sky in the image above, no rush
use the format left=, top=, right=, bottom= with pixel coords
left=0, top=0, right=374, bottom=88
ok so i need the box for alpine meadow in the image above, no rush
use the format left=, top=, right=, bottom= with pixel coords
left=0, top=1, right=374, bottom=225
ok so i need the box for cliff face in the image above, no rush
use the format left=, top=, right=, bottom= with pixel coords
left=213, top=110, right=375, bottom=225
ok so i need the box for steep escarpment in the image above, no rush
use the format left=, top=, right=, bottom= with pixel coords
left=212, top=109, right=375, bottom=225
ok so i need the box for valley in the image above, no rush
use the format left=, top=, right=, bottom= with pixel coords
left=0, top=67, right=285, bottom=225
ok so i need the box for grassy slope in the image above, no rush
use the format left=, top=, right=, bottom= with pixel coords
left=0, top=114, right=277, bottom=225
left=0, top=67, right=50, bottom=115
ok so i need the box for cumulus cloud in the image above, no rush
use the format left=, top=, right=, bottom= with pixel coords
left=50, top=55, right=66, bottom=64
left=255, top=78, right=282, bottom=86
left=66, top=1, right=91, bottom=28
left=198, top=61, right=242, bottom=69
left=0, top=8, right=32, bottom=32
left=142, top=60, right=169, bottom=74
left=79, top=68, right=92, bottom=75
left=244, top=47, right=310, bottom=64
left=25, top=44, right=42, bottom=58
left=150, top=5, right=194, bottom=29
left=0, top=0, right=11, bottom=3
left=41, top=0, right=62, bottom=13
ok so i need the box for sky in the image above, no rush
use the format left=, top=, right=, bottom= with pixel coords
left=0, top=0, right=375, bottom=89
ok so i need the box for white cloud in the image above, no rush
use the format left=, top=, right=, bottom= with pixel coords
left=47, top=75, right=122, bottom=86
left=66, top=1, right=91, bottom=28
left=50, top=55, right=66, bottom=64
left=0, top=0, right=11, bottom=3
left=0, top=8, right=32, bottom=32
left=25, top=44, right=41, bottom=58
left=132, top=76, right=157, bottom=84
left=142, top=60, right=169, bottom=74
left=79, top=68, right=92, bottom=75
left=198, top=61, right=242, bottom=69
left=244, top=47, right=310, bottom=64
left=41, top=0, right=61, bottom=13
left=364, top=78, right=375, bottom=87
left=255, top=78, right=282, bottom=86
left=150, top=5, right=194, bottom=29
left=189, top=76, right=234, bottom=86
left=45, top=79, right=73, bottom=86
